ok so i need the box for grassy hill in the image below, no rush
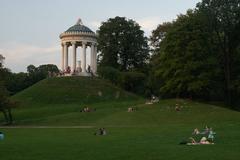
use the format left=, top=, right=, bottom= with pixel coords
left=12, top=76, right=141, bottom=106
left=6, top=76, right=143, bottom=125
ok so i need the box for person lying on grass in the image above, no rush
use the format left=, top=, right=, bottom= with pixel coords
left=190, top=137, right=197, bottom=144
left=200, top=137, right=211, bottom=144
left=127, top=107, right=138, bottom=112
left=186, top=137, right=214, bottom=145
left=80, top=107, right=96, bottom=112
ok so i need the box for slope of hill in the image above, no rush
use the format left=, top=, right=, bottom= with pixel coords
left=12, top=76, right=141, bottom=106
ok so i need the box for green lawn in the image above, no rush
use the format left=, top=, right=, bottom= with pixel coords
left=1, top=77, right=240, bottom=159
left=1, top=99, right=240, bottom=160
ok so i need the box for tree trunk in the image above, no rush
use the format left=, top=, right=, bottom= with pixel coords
left=224, top=48, right=231, bottom=105
left=1, top=110, right=9, bottom=124
left=216, top=31, right=232, bottom=105
left=7, top=108, right=13, bottom=124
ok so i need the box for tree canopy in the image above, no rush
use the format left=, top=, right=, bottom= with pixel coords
left=0, top=55, right=18, bottom=124
left=149, top=0, right=240, bottom=108
left=0, top=54, right=5, bottom=68
left=97, top=16, right=149, bottom=71
left=196, top=0, right=240, bottom=104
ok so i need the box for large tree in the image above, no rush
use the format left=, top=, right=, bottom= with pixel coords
left=97, top=16, right=149, bottom=71
left=196, top=0, right=240, bottom=104
left=0, top=82, right=18, bottom=124
left=150, top=22, right=173, bottom=55
left=150, top=0, right=240, bottom=108
left=150, top=10, right=222, bottom=99
left=0, top=55, right=18, bottom=124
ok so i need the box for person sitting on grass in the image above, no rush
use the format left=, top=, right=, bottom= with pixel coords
left=128, top=107, right=133, bottom=112
left=94, top=128, right=107, bottom=136
left=208, top=128, right=216, bottom=142
left=192, top=128, right=200, bottom=135
left=175, top=103, right=181, bottom=111
left=201, top=126, right=210, bottom=134
left=102, top=128, right=107, bottom=135
left=81, top=107, right=96, bottom=112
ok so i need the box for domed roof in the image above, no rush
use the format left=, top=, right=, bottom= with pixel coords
left=64, top=19, right=94, bottom=34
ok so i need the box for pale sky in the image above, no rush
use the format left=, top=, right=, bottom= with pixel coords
left=0, top=0, right=201, bottom=72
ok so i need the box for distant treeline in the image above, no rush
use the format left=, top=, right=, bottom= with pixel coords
left=0, top=63, right=59, bottom=95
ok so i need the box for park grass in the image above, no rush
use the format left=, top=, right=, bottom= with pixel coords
left=0, top=77, right=240, bottom=160
left=1, top=99, right=240, bottom=160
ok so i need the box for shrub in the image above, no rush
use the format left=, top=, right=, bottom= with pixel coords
left=97, top=66, right=121, bottom=85
left=120, top=71, right=146, bottom=95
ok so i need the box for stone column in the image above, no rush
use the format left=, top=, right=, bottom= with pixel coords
left=72, top=42, right=77, bottom=73
left=61, top=43, right=64, bottom=71
left=64, top=43, right=68, bottom=71
left=82, top=42, right=87, bottom=73
left=94, top=44, right=97, bottom=73
left=90, top=43, right=95, bottom=72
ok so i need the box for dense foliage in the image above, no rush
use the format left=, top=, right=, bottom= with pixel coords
left=98, top=66, right=147, bottom=96
left=97, top=16, right=149, bottom=71
left=97, top=66, right=121, bottom=85
left=0, top=56, right=18, bottom=124
left=4, top=64, right=59, bottom=95
left=149, top=0, right=240, bottom=108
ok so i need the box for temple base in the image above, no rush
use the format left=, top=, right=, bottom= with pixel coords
left=61, top=72, right=97, bottom=77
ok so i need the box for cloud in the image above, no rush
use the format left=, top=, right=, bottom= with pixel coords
left=138, top=17, right=160, bottom=32
left=137, top=17, right=167, bottom=36
left=89, top=17, right=172, bottom=36
left=0, top=42, right=60, bottom=72
left=89, top=17, right=173, bottom=36
left=137, top=17, right=173, bottom=36
left=0, top=42, right=94, bottom=73
left=89, top=21, right=101, bottom=31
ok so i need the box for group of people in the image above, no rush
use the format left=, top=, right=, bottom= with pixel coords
left=186, top=126, right=216, bottom=145
left=127, top=107, right=138, bottom=112
left=145, top=95, right=159, bottom=105
left=193, top=126, right=215, bottom=140
left=189, top=136, right=213, bottom=145
left=80, top=107, right=96, bottom=112
left=58, top=65, right=94, bottom=76
left=94, top=128, right=107, bottom=136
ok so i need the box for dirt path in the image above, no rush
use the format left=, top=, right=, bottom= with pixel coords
left=0, top=126, right=95, bottom=129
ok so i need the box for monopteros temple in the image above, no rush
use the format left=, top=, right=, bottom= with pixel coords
left=60, top=19, right=97, bottom=76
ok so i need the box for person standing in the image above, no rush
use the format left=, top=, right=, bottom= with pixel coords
left=0, top=132, right=4, bottom=140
